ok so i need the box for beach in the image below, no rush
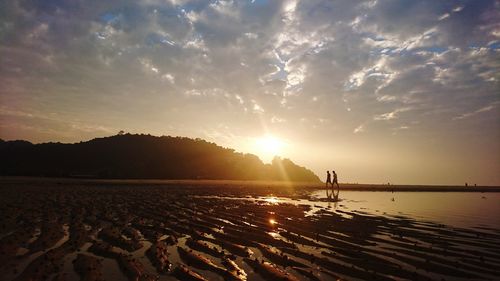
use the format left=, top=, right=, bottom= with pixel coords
left=1, top=177, right=499, bottom=281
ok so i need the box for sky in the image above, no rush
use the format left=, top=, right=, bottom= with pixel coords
left=1, top=0, right=499, bottom=185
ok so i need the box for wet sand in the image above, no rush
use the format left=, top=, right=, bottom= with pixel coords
left=1, top=178, right=499, bottom=281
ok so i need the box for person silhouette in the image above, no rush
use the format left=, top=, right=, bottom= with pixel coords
left=325, top=171, right=332, bottom=198
left=332, top=170, right=340, bottom=199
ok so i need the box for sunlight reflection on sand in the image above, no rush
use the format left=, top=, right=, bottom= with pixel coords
left=263, top=196, right=280, bottom=204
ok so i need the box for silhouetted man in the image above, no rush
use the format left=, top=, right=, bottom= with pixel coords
left=332, top=170, right=340, bottom=199
left=326, top=171, right=332, bottom=198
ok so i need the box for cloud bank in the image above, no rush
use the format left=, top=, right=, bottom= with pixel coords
left=1, top=0, right=499, bottom=184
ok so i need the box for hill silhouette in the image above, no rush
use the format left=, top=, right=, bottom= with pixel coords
left=0, top=134, right=320, bottom=182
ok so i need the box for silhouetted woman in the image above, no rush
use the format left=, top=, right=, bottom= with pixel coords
left=325, top=171, right=332, bottom=198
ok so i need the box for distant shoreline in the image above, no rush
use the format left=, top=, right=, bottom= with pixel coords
left=1, top=176, right=500, bottom=192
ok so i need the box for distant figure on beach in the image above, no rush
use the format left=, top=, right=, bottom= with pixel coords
left=325, top=171, right=332, bottom=197
left=332, top=170, right=340, bottom=190
left=331, top=170, right=340, bottom=200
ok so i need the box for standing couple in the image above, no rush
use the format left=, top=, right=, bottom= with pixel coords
left=325, top=170, right=340, bottom=200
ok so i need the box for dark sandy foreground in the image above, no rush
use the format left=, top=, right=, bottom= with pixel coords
left=1, top=179, right=499, bottom=281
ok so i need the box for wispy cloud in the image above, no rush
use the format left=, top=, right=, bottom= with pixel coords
left=353, top=124, right=365, bottom=134
left=374, top=107, right=411, bottom=121
left=453, top=102, right=499, bottom=120
left=0, top=0, right=499, bottom=183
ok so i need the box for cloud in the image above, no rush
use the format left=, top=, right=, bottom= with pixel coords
left=0, top=106, right=117, bottom=142
left=453, top=101, right=499, bottom=120
left=373, top=107, right=411, bottom=121
left=353, top=124, right=365, bottom=134
left=0, top=0, right=498, bottom=183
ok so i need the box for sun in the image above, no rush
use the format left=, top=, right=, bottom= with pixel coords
left=255, top=135, right=284, bottom=161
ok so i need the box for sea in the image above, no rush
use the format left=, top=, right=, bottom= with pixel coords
left=309, top=190, right=500, bottom=229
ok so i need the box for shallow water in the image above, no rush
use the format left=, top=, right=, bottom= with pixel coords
left=309, top=190, right=500, bottom=229
left=202, top=190, right=500, bottom=229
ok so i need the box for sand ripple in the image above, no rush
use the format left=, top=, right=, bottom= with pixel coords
left=1, top=181, right=499, bottom=281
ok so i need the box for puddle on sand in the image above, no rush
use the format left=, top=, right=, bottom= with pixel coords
left=167, top=236, right=224, bottom=281
left=71, top=242, right=128, bottom=281
left=59, top=251, right=81, bottom=281
left=4, top=224, right=71, bottom=281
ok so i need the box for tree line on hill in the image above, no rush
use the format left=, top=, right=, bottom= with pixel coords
left=0, top=134, right=320, bottom=182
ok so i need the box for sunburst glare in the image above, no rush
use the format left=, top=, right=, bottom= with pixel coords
left=255, top=135, right=284, bottom=162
